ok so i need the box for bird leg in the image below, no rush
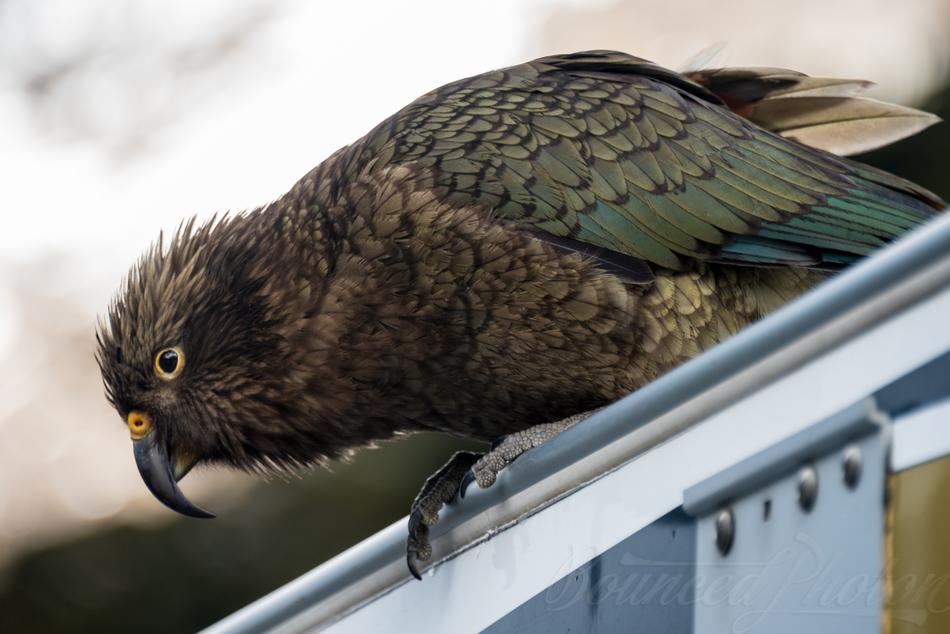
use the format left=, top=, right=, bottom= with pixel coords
left=462, top=410, right=595, bottom=493
left=405, top=410, right=596, bottom=578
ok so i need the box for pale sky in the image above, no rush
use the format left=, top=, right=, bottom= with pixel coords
left=0, top=0, right=610, bottom=265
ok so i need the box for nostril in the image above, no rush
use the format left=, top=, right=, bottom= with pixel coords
left=127, top=410, right=153, bottom=438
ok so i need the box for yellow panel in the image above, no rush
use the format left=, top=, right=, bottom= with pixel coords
left=886, top=455, right=950, bottom=634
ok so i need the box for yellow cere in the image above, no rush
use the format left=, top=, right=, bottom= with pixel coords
left=127, top=410, right=153, bottom=440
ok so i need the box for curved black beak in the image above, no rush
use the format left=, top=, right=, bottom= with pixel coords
left=132, top=435, right=215, bottom=519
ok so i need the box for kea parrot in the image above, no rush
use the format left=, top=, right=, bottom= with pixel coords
left=96, top=51, right=944, bottom=578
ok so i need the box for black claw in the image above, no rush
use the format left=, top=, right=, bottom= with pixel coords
left=407, top=553, right=423, bottom=581
left=406, top=511, right=427, bottom=580
left=459, top=470, right=476, bottom=499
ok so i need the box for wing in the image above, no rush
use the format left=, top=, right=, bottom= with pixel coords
left=334, top=50, right=944, bottom=273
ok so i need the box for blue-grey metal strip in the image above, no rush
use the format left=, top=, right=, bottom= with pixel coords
left=204, top=212, right=950, bottom=634
left=482, top=510, right=696, bottom=634
left=682, top=399, right=880, bottom=516
left=876, top=348, right=950, bottom=417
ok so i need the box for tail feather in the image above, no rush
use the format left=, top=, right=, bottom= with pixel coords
left=687, top=66, right=941, bottom=156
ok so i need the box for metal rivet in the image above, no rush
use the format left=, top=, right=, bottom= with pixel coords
left=843, top=445, right=862, bottom=489
left=715, top=508, right=735, bottom=556
left=798, top=465, right=818, bottom=512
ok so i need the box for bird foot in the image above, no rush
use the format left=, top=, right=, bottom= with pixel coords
left=406, top=451, right=480, bottom=579
left=405, top=410, right=597, bottom=578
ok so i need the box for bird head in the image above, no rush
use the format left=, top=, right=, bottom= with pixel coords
left=96, top=216, right=299, bottom=519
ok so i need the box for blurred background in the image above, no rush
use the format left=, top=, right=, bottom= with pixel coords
left=0, top=0, right=948, bottom=632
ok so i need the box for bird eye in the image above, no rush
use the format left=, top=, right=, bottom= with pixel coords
left=154, top=347, right=184, bottom=379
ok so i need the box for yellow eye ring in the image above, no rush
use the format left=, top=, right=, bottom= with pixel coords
left=127, top=410, right=153, bottom=440
left=154, top=347, right=185, bottom=380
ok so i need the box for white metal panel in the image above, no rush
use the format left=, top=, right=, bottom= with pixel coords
left=892, top=398, right=950, bottom=472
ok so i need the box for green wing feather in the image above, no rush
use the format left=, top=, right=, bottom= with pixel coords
left=342, top=50, right=944, bottom=273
